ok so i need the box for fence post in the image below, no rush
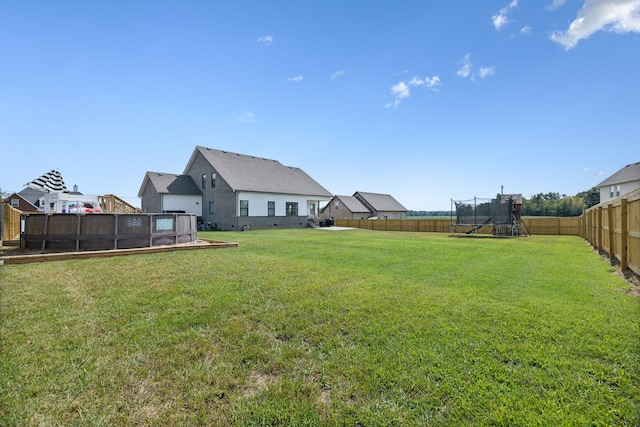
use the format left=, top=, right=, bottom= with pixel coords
left=597, top=206, right=603, bottom=253
left=589, top=210, right=595, bottom=247
left=0, top=203, right=4, bottom=246
left=620, top=198, right=628, bottom=271
left=608, top=204, right=615, bottom=265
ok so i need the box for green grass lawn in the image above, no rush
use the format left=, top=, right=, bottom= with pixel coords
left=1, top=230, right=638, bottom=426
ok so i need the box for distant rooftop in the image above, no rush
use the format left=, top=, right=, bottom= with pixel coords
left=597, top=162, right=640, bottom=187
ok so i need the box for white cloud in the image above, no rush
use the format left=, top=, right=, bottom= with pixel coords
left=456, top=54, right=473, bottom=78
left=492, top=12, right=509, bottom=30
left=331, top=70, right=345, bottom=80
left=457, top=54, right=495, bottom=80
left=479, top=66, right=496, bottom=78
left=236, top=112, right=255, bottom=123
left=288, top=75, right=303, bottom=82
left=492, top=0, right=518, bottom=30
left=391, top=82, right=410, bottom=98
left=385, top=81, right=410, bottom=109
left=520, top=25, right=532, bottom=34
left=385, top=74, right=443, bottom=108
left=550, top=0, right=640, bottom=49
left=408, top=75, right=442, bottom=90
left=548, top=0, right=567, bottom=11
left=257, top=35, right=273, bottom=46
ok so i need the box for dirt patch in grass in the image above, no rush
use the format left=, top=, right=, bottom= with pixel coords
left=242, top=370, right=278, bottom=398
left=619, top=270, right=640, bottom=297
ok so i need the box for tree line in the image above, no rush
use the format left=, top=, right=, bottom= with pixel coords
left=408, top=187, right=600, bottom=218
left=521, top=187, right=599, bottom=217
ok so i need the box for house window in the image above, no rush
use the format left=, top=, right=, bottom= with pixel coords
left=211, top=173, right=216, bottom=188
left=201, top=174, right=207, bottom=189
left=616, top=185, right=621, bottom=197
left=268, top=201, right=275, bottom=216
left=335, top=202, right=339, bottom=209
left=209, top=201, right=215, bottom=214
left=286, top=202, right=298, bottom=216
left=11, top=199, right=19, bottom=208
left=610, top=186, right=615, bottom=198
left=240, top=200, right=249, bottom=216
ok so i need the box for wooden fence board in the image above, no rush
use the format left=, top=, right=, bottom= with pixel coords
left=580, top=188, right=640, bottom=276
left=2, top=205, right=22, bottom=241
left=335, top=217, right=580, bottom=235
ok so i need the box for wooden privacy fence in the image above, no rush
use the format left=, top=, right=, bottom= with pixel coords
left=335, top=217, right=580, bottom=235
left=2, top=204, right=22, bottom=241
left=580, top=188, right=640, bottom=276
left=336, top=219, right=452, bottom=233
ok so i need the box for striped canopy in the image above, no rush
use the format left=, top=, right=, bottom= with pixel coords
left=26, top=169, right=69, bottom=193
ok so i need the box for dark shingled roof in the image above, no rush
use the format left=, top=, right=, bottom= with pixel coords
left=354, top=191, right=406, bottom=212
left=17, top=187, right=46, bottom=205
left=333, top=195, right=370, bottom=213
left=597, top=162, right=640, bottom=187
left=143, top=172, right=202, bottom=195
left=190, top=146, right=332, bottom=197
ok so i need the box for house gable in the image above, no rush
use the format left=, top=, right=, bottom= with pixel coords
left=597, top=162, right=640, bottom=202
left=17, top=187, right=46, bottom=207
left=138, top=172, right=202, bottom=197
left=353, top=191, right=407, bottom=220
left=597, top=162, right=640, bottom=188
left=322, top=195, right=371, bottom=220
left=3, top=193, right=39, bottom=212
left=354, top=191, right=406, bottom=212
left=185, top=146, right=332, bottom=198
left=138, top=172, right=202, bottom=214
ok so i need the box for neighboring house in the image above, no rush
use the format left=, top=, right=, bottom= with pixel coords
left=354, top=191, right=407, bottom=219
left=5, top=169, right=127, bottom=214
left=139, top=146, right=333, bottom=230
left=597, top=162, right=640, bottom=203
left=3, top=170, right=70, bottom=212
left=15, top=187, right=47, bottom=209
left=322, top=195, right=372, bottom=220
left=138, top=172, right=203, bottom=215
left=322, top=191, right=407, bottom=220
left=2, top=192, right=39, bottom=212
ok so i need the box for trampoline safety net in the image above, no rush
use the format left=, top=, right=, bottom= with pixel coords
left=454, top=197, right=513, bottom=226
left=451, top=195, right=524, bottom=237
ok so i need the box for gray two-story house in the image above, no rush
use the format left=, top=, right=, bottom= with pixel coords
left=139, top=146, right=333, bottom=230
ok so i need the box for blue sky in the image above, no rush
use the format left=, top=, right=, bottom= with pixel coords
left=1, top=0, right=638, bottom=210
